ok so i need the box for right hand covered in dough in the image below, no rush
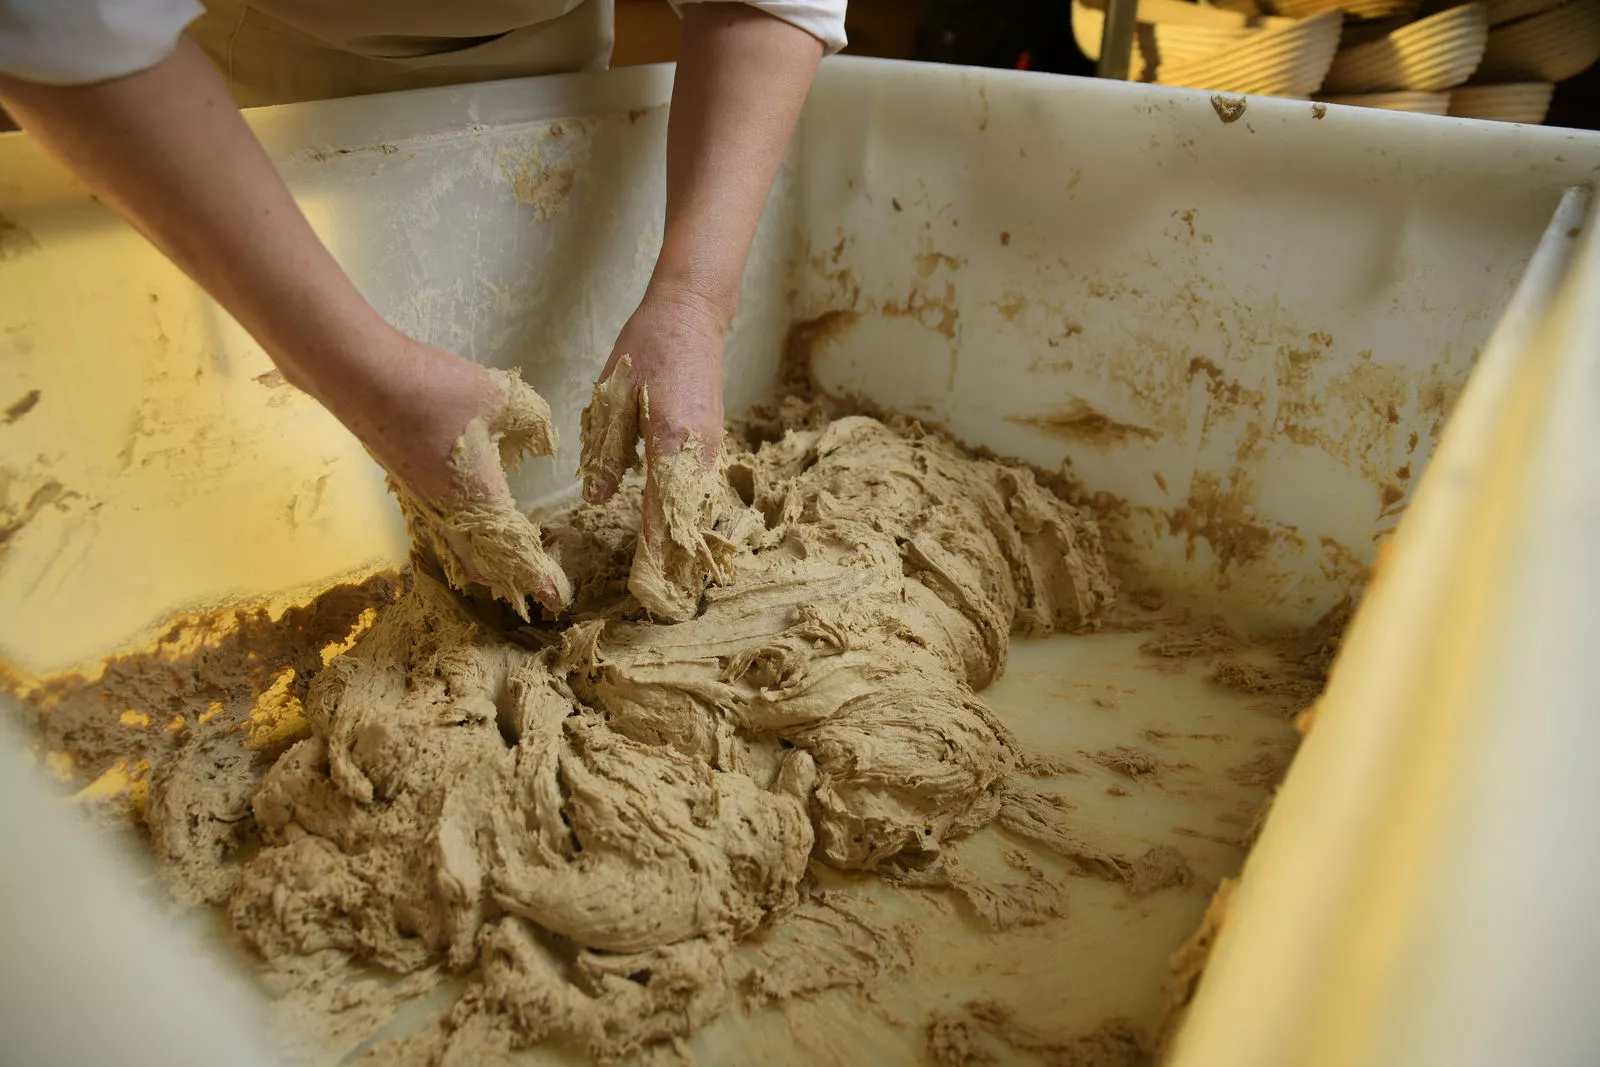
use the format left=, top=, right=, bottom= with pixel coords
left=579, top=288, right=736, bottom=621
left=337, top=338, right=572, bottom=618
left=572, top=5, right=825, bottom=620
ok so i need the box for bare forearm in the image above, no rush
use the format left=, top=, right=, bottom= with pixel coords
left=1, top=33, right=569, bottom=608
left=0, top=35, right=403, bottom=414
left=651, top=5, right=823, bottom=324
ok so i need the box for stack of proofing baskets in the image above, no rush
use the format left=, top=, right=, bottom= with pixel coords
left=1073, top=0, right=1600, bottom=122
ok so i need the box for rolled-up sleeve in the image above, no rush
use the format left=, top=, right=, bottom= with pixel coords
left=673, top=1, right=848, bottom=55
left=0, top=0, right=202, bottom=84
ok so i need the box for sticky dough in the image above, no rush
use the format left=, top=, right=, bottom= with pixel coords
left=228, top=394, right=1116, bottom=1061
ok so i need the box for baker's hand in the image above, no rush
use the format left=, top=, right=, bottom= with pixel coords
left=330, top=336, right=571, bottom=617
left=343, top=338, right=505, bottom=503
left=583, top=289, right=726, bottom=500
left=580, top=287, right=733, bottom=620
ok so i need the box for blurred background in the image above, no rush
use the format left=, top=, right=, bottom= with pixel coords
left=611, top=0, right=1092, bottom=72
left=1, top=2, right=1594, bottom=133
left=611, top=0, right=1600, bottom=128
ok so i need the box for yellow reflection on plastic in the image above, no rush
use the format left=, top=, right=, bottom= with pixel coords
left=321, top=606, right=378, bottom=665
left=0, top=202, right=407, bottom=677
left=43, top=750, right=76, bottom=781
left=70, top=758, right=149, bottom=803
left=240, top=668, right=309, bottom=752
left=129, top=776, right=149, bottom=817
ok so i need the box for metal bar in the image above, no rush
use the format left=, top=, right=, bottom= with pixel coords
left=1097, top=0, right=1139, bottom=80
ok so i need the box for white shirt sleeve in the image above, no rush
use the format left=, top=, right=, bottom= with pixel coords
left=0, top=0, right=844, bottom=87
left=673, top=0, right=848, bottom=55
left=0, top=0, right=202, bottom=84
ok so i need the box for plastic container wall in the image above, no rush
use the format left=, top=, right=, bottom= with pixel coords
left=789, top=61, right=1600, bottom=632
left=1170, top=185, right=1600, bottom=1067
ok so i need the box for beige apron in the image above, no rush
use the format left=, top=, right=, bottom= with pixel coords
left=189, top=0, right=614, bottom=107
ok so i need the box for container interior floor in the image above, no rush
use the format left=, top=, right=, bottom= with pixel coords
left=701, top=628, right=1308, bottom=1065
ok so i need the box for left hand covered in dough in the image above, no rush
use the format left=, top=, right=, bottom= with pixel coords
left=579, top=287, right=737, bottom=621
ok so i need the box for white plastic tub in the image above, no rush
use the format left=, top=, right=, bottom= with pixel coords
left=2, top=58, right=1598, bottom=1066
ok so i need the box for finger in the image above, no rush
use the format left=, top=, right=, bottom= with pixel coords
left=637, top=359, right=724, bottom=471
left=484, top=369, right=558, bottom=469
left=529, top=573, right=569, bottom=614
left=456, top=506, right=573, bottom=620
left=400, top=491, right=573, bottom=620
left=578, top=354, right=643, bottom=504
left=626, top=429, right=736, bottom=621
left=628, top=459, right=687, bottom=619
left=442, top=527, right=485, bottom=584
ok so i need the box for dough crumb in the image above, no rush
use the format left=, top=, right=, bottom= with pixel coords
left=1127, top=845, right=1195, bottom=898
left=892, top=851, right=1070, bottom=931
left=1087, top=746, right=1161, bottom=779
left=996, top=788, right=1133, bottom=881
left=1139, top=621, right=1238, bottom=659
left=1208, top=657, right=1321, bottom=702
left=927, top=1013, right=1000, bottom=1065
left=1227, top=749, right=1292, bottom=788
left=740, top=891, right=915, bottom=1006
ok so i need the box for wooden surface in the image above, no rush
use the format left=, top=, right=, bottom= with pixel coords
left=613, top=0, right=686, bottom=65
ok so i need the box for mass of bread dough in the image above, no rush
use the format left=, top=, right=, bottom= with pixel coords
left=226, top=392, right=1116, bottom=1062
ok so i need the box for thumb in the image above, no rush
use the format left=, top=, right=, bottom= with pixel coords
left=484, top=369, right=558, bottom=468
left=579, top=354, right=643, bottom=504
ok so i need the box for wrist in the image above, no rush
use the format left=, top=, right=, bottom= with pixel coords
left=311, top=336, right=504, bottom=478
left=270, top=315, right=410, bottom=411
left=639, top=275, right=737, bottom=339
left=644, top=235, right=743, bottom=331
